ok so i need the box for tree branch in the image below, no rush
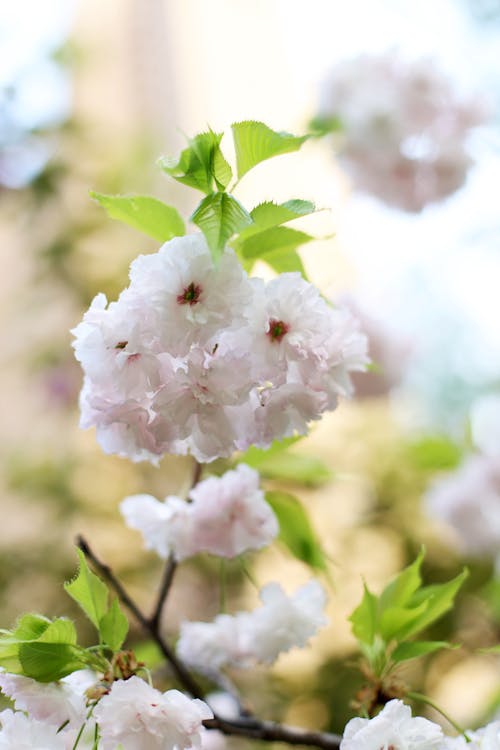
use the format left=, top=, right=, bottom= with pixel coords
left=76, top=535, right=205, bottom=700
left=76, top=534, right=342, bottom=750
left=149, top=554, right=177, bottom=631
left=148, top=458, right=202, bottom=631
left=206, top=717, right=341, bottom=749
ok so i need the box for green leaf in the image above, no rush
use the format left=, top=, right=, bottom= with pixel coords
left=401, top=569, right=468, bottom=639
left=379, top=549, right=425, bottom=611
left=378, top=602, right=429, bottom=643
left=265, top=490, right=327, bottom=571
left=212, top=145, right=233, bottom=191
left=37, top=618, right=77, bottom=646
left=248, top=450, right=331, bottom=487
left=406, top=436, right=462, bottom=472
left=18, top=642, right=87, bottom=682
left=308, top=114, right=344, bottom=137
left=246, top=199, right=316, bottom=234
left=90, top=193, right=186, bottom=242
left=99, top=599, right=129, bottom=652
left=0, top=616, right=83, bottom=681
left=261, top=246, right=308, bottom=278
left=231, top=121, right=309, bottom=179
left=191, top=192, right=252, bottom=262
left=239, top=436, right=303, bottom=466
left=64, top=548, right=108, bottom=630
left=11, top=613, right=51, bottom=642
left=159, top=130, right=231, bottom=194
left=236, top=225, right=314, bottom=261
left=349, top=584, right=378, bottom=646
left=392, top=640, right=459, bottom=663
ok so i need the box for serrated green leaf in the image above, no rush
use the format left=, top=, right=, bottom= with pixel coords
left=18, top=642, right=87, bottom=682
left=246, top=199, right=316, bottom=233
left=0, top=616, right=81, bottom=680
left=212, top=146, right=233, bottom=191
left=90, top=193, right=186, bottom=242
left=232, top=121, right=309, bottom=179
left=261, top=246, right=308, bottom=278
left=401, top=569, right=468, bottom=640
left=349, top=584, right=378, bottom=645
left=12, top=614, right=51, bottom=642
left=37, top=618, right=77, bottom=645
left=236, top=225, right=314, bottom=261
left=392, top=640, right=458, bottom=663
left=99, top=599, right=129, bottom=652
left=265, top=490, right=327, bottom=571
left=159, top=130, right=231, bottom=194
left=379, top=602, right=429, bottom=642
left=379, top=549, right=425, bottom=611
left=191, top=192, right=252, bottom=263
left=64, top=548, right=108, bottom=630
left=248, top=450, right=331, bottom=487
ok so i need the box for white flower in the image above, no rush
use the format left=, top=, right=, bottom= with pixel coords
left=121, top=465, right=277, bottom=560
left=177, top=615, right=247, bottom=672
left=240, top=581, right=328, bottom=664
left=188, top=464, right=278, bottom=557
left=177, top=580, right=328, bottom=670
left=425, top=455, right=500, bottom=559
left=0, top=709, right=67, bottom=750
left=73, top=233, right=368, bottom=463
left=0, top=670, right=94, bottom=729
left=93, top=676, right=212, bottom=750
left=341, top=700, right=443, bottom=750
left=128, top=234, right=254, bottom=353
left=317, top=53, right=487, bottom=211
left=120, top=493, right=193, bottom=560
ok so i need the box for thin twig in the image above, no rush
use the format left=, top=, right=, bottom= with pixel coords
left=76, top=534, right=342, bottom=750
left=149, top=459, right=203, bottom=630
left=149, top=554, right=177, bottom=631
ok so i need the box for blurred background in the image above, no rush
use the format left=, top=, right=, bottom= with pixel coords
left=2, top=0, right=500, bottom=737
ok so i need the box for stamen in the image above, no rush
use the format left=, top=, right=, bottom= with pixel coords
left=177, top=282, right=202, bottom=306
left=267, top=318, right=289, bottom=342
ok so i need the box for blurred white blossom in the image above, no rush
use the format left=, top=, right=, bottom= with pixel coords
left=425, top=454, right=500, bottom=560
left=177, top=580, right=328, bottom=670
left=317, top=53, right=487, bottom=212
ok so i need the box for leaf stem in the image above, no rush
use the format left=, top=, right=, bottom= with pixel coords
left=407, top=691, right=470, bottom=739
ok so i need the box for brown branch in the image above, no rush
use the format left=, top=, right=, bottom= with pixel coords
left=148, top=458, right=203, bottom=631
left=76, top=530, right=342, bottom=750
left=206, top=717, right=341, bottom=749
left=149, top=554, right=177, bottom=631
left=76, top=535, right=205, bottom=700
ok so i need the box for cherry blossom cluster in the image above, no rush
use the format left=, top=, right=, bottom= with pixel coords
left=425, top=394, right=500, bottom=562
left=317, top=53, right=487, bottom=212
left=340, top=699, right=500, bottom=750
left=177, top=580, right=328, bottom=671
left=72, top=233, right=368, bottom=463
left=0, top=670, right=213, bottom=750
left=121, top=464, right=278, bottom=560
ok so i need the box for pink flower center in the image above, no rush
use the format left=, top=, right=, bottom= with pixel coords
left=177, top=282, right=202, bottom=306
left=267, top=318, right=289, bottom=342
